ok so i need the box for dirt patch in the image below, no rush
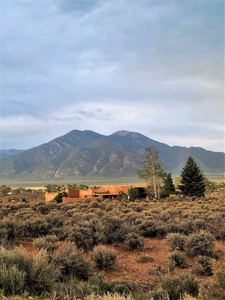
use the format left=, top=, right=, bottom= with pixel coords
left=15, top=237, right=225, bottom=290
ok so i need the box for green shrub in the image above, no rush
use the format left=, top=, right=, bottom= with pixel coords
left=29, top=249, right=56, bottom=295
left=160, top=274, right=199, bottom=300
left=0, top=264, right=25, bottom=296
left=53, top=274, right=131, bottom=298
left=91, top=245, right=116, bottom=270
left=128, top=188, right=141, bottom=200
left=160, top=190, right=170, bottom=198
left=54, top=191, right=68, bottom=203
left=52, top=277, right=84, bottom=300
left=53, top=242, right=91, bottom=280
left=68, top=218, right=106, bottom=251
left=124, top=232, right=144, bottom=251
left=168, top=250, right=187, bottom=269
left=23, top=216, right=51, bottom=238
left=149, top=290, right=170, bottom=300
left=112, top=283, right=131, bottom=295
left=160, top=276, right=185, bottom=300
left=166, top=233, right=187, bottom=251
left=87, top=274, right=113, bottom=295
left=88, top=274, right=116, bottom=295
left=206, top=260, right=225, bottom=299
left=119, top=192, right=128, bottom=201
left=0, top=247, right=55, bottom=296
left=104, top=217, right=130, bottom=244
left=181, top=274, right=199, bottom=297
left=139, top=218, right=167, bottom=238
left=139, top=220, right=157, bottom=237
left=185, top=232, right=215, bottom=258
left=194, top=255, right=213, bottom=276
left=87, top=294, right=134, bottom=300
left=0, top=246, right=32, bottom=277
left=34, top=234, right=59, bottom=253
left=0, top=217, right=16, bottom=243
left=68, top=224, right=94, bottom=251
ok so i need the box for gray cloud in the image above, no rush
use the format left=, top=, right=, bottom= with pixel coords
left=56, top=0, right=101, bottom=14
left=0, top=0, right=224, bottom=151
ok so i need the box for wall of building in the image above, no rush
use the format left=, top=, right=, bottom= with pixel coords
left=79, top=189, right=93, bottom=198
left=45, top=192, right=58, bottom=202
left=93, top=185, right=132, bottom=195
left=68, top=188, right=79, bottom=198
left=62, top=197, right=83, bottom=203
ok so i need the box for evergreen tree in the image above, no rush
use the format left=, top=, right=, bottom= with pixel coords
left=163, top=172, right=175, bottom=192
left=178, top=157, right=206, bottom=197
left=128, top=187, right=141, bottom=200
left=54, top=191, right=68, bottom=203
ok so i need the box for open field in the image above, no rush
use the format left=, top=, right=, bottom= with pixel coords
left=0, top=189, right=225, bottom=299
left=0, top=172, right=224, bottom=189
left=0, top=176, right=145, bottom=188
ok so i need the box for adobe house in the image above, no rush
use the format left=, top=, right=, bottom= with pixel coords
left=62, top=186, right=120, bottom=203
left=64, top=184, right=147, bottom=202
left=45, top=184, right=148, bottom=203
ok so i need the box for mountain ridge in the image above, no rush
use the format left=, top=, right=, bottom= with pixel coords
left=0, top=129, right=224, bottom=180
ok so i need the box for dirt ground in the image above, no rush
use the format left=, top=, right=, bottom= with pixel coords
left=93, top=238, right=225, bottom=289
left=14, top=236, right=225, bottom=290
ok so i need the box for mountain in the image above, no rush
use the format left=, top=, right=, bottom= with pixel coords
left=0, top=129, right=224, bottom=180
left=0, top=149, right=24, bottom=160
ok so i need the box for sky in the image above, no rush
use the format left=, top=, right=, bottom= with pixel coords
left=0, top=0, right=224, bottom=152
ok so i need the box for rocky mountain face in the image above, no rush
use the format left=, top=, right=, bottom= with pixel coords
left=0, top=129, right=224, bottom=180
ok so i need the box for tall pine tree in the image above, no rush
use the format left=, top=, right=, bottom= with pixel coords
left=178, top=157, right=206, bottom=197
left=163, top=172, right=175, bottom=193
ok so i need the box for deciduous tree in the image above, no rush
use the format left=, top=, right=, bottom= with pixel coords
left=138, top=147, right=164, bottom=199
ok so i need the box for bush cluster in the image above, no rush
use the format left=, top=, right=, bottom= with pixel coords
left=53, top=242, right=91, bottom=280
left=166, top=232, right=215, bottom=258
left=185, top=232, right=215, bottom=258
left=0, top=191, right=224, bottom=298
left=33, top=234, right=59, bottom=253
left=124, top=232, right=144, bottom=251
left=152, top=274, right=199, bottom=300
left=91, top=245, right=117, bottom=270
left=168, top=250, right=187, bottom=269
left=0, top=247, right=55, bottom=296
left=1, top=195, right=225, bottom=248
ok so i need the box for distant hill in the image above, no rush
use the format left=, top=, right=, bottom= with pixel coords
left=0, top=129, right=224, bottom=180
left=0, top=149, right=24, bottom=160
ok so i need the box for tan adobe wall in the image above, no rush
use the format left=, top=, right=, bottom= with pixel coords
left=45, top=192, right=58, bottom=202
left=79, top=189, right=93, bottom=198
left=94, top=185, right=132, bottom=195
left=67, top=188, right=92, bottom=199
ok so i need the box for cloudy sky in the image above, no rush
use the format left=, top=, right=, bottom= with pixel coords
left=1, top=0, right=224, bottom=152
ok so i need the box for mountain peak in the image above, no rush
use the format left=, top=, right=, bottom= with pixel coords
left=0, top=129, right=224, bottom=180
left=112, top=130, right=131, bottom=136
